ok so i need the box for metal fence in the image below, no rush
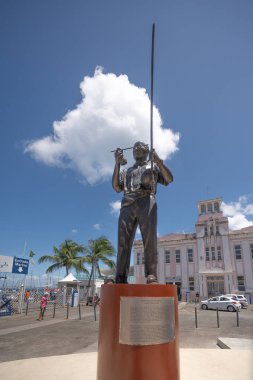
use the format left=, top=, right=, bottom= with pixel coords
left=0, top=285, right=96, bottom=317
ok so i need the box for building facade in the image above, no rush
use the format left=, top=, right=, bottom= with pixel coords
left=134, top=198, right=253, bottom=302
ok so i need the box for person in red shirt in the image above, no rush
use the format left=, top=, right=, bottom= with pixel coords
left=25, top=290, right=30, bottom=301
left=37, top=293, right=48, bottom=321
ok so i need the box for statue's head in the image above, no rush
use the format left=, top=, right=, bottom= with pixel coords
left=133, top=141, right=149, bottom=161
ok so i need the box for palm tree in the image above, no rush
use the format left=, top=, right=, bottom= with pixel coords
left=85, top=236, right=116, bottom=295
left=38, top=240, right=89, bottom=276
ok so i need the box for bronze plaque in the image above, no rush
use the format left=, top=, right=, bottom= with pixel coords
left=119, top=297, right=175, bottom=345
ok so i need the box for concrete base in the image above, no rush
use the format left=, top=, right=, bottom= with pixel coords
left=0, top=349, right=252, bottom=380
left=217, top=337, right=253, bottom=349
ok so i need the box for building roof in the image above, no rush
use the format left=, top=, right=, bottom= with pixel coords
left=198, top=197, right=223, bottom=204
left=229, top=225, right=253, bottom=235
left=158, top=233, right=195, bottom=241
left=134, top=232, right=196, bottom=247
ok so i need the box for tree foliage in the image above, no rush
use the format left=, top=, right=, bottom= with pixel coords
left=38, top=237, right=116, bottom=284
left=84, top=236, right=116, bottom=289
left=38, top=240, right=88, bottom=276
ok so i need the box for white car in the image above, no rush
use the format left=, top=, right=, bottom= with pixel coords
left=224, top=294, right=248, bottom=308
left=201, top=296, right=241, bottom=312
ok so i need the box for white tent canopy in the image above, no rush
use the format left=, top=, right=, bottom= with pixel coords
left=58, top=273, right=82, bottom=285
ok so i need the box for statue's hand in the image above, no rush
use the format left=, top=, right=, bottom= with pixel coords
left=114, top=148, right=127, bottom=165
left=150, top=149, right=163, bottom=166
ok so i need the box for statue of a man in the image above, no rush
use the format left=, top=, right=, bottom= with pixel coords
left=112, top=141, right=173, bottom=284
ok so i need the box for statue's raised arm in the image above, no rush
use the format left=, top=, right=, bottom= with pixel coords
left=152, top=149, right=173, bottom=185
left=112, top=148, right=125, bottom=193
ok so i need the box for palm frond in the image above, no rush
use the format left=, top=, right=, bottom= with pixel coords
left=38, top=240, right=88, bottom=275
left=100, top=257, right=116, bottom=269
left=45, top=263, right=64, bottom=273
left=38, top=255, right=59, bottom=264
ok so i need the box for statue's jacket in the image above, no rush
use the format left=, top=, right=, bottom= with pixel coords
left=119, top=161, right=167, bottom=208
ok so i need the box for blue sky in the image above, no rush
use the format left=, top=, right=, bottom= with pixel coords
left=1, top=1, right=253, bottom=284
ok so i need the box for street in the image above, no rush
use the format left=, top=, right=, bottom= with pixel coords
left=179, top=303, right=253, bottom=348
left=0, top=303, right=252, bottom=363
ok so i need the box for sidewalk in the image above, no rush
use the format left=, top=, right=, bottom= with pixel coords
left=0, top=303, right=252, bottom=379
left=0, top=348, right=252, bottom=380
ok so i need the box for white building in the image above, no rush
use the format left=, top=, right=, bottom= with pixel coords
left=134, top=198, right=253, bottom=302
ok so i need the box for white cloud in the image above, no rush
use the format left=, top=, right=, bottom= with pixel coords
left=245, top=204, right=253, bottom=215
left=71, top=229, right=78, bottom=234
left=25, top=67, right=180, bottom=185
left=93, top=223, right=101, bottom=231
left=221, top=196, right=253, bottom=230
left=110, top=200, right=121, bottom=216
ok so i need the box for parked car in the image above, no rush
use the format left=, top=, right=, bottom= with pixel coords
left=224, top=294, right=248, bottom=308
left=201, top=296, right=241, bottom=312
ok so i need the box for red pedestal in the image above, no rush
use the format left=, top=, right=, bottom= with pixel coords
left=97, top=284, right=180, bottom=380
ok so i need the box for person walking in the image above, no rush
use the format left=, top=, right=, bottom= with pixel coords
left=25, top=290, right=30, bottom=302
left=37, top=293, right=48, bottom=321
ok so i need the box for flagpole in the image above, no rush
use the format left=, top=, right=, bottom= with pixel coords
left=22, top=240, right=27, bottom=258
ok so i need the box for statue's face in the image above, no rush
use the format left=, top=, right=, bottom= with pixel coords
left=133, top=142, right=149, bottom=161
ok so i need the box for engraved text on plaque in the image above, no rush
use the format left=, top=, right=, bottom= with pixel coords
left=119, top=297, right=175, bottom=345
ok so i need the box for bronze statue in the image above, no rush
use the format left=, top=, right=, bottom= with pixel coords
left=112, top=141, right=173, bottom=284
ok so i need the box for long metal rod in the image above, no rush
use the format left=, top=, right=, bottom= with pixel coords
left=150, top=24, right=155, bottom=160
left=111, top=24, right=156, bottom=159
left=110, top=147, right=133, bottom=153
left=150, top=23, right=155, bottom=190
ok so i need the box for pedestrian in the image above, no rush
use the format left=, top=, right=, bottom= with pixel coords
left=25, top=290, right=30, bottom=302
left=37, top=293, right=48, bottom=320
left=93, top=293, right=100, bottom=307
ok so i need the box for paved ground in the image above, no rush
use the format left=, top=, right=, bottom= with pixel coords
left=0, top=305, right=98, bottom=362
left=0, top=302, right=252, bottom=362
left=0, top=349, right=252, bottom=380
left=0, top=302, right=252, bottom=379
left=179, top=302, right=253, bottom=348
